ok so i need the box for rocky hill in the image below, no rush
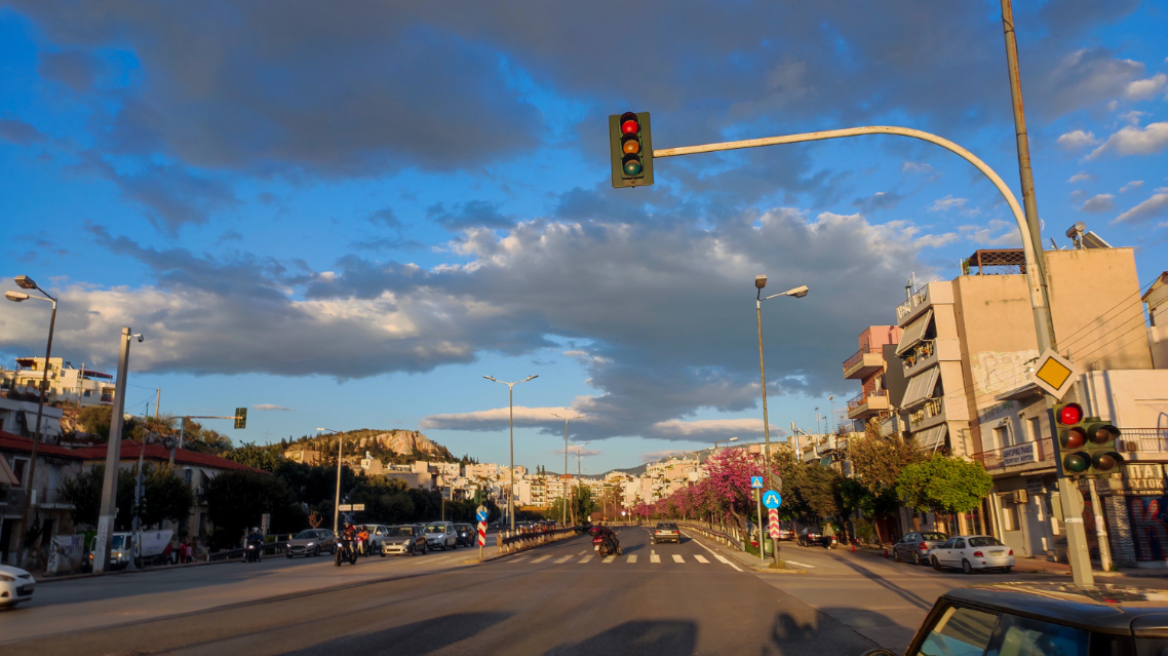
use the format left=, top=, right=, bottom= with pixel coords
left=286, top=428, right=458, bottom=463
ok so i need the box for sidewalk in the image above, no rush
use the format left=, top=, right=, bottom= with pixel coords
left=857, top=544, right=1168, bottom=580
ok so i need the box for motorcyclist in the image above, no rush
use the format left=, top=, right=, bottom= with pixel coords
left=245, top=527, right=264, bottom=562
left=590, top=524, right=621, bottom=554
left=339, top=522, right=358, bottom=558
left=356, top=526, right=370, bottom=556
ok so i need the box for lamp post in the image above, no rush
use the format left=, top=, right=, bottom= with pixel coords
left=755, top=275, right=809, bottom=566
left=572, top=442, right=591, bottom=526
left=552, top=413, right=583, bottom=527
left=93, top=328, right=141, bottom=574
left=316, top=428, right=345, bottom=534
left=6, top=276, right=58, bottom=567
left=714, top=436, right=739, bottom=451
left=483, top=375, right=538, bottom=532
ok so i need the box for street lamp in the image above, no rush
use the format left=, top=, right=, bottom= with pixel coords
left=552, top=412, right=583, bottom=526
left=316, top=427, right=346, bottom=534
left=5, top=275, right=58, bottom=566
left=755, top=275, right=808, bottom=566
left=483, top=375, right=538, bottom=531
left=570, top=441, right=591, bottom=526
left=714, top=436, right=739, bottom=451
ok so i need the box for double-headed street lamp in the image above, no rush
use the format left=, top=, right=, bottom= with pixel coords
left=483, top=375, right=538, bottom=531
left=316, top=427, right=346, bottom=534
left=5, top=275, right=58, bottom=563
left=755, top=275, right=808, bottom=565
left=552, top=412, right=583, bottom=526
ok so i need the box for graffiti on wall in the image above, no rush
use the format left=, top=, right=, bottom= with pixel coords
left=1129, top=496, right=1168, bottom=561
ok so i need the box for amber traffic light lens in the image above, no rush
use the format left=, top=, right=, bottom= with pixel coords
left=1058, top=403, right=1083, bottom=425
left=1063, top=428, right=1087, bottom=449
left=622, top=138, right=640, bottom=155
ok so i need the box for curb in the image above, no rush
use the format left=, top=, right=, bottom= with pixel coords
left=464, top=531, right=586, bottom=564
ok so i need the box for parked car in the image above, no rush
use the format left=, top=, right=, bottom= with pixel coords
left=361, top=524, right=392, bottom=553
left=652, top=522, right=680, bottom=544
left=797, top=529, right=821, bottom=547
left=892, top=531, right=949, bottom=566
left=0, top=564, right=36, bottom=608
left=381, top=525, right=427, bottom=557
left=285, top=529, right=336, bottom=558
left=453, top=523, right=475, bottom=547
left=929, top=535, right=1014, bottom=574
left=424, top=521, right=458, bottom=550
left=859, top=582, right=1168, bottom=656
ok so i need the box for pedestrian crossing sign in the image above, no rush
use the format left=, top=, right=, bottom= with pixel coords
left=750, top=476, right=763, bottom=489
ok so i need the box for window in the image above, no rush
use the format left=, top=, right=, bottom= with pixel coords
left=919, top=605, right=999, bottom=656
left=993, top=426, right=1010, bottom=450
left=11, top=457, right=29, bottom=488
left=954, top=539, right=966, bottom=549
left=984, top=613, right=1087, bottom=656
left=1028, top=417, right=1043, bottom=442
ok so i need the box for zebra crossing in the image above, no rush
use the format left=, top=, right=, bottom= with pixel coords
left=502, top=549, right=739, bottom=570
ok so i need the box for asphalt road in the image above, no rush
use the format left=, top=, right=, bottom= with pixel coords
left=2, top=527, right=884, bottom=656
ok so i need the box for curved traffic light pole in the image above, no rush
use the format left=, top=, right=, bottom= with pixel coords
left=653, top=125, right=1053, bottom=353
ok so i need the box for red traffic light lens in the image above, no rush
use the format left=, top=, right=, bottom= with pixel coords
left=623, top=158, right=643, bottom=176
left=621, top=119, right=640, bottom=135
left=1058, top=403, right=1083, bottom=426
left=1064, top=453, right=1090, bottom=474
left=1063, top=428, right=1086, bottom=449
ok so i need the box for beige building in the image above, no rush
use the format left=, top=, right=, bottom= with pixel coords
left=1, top=357, right=116, bottom=408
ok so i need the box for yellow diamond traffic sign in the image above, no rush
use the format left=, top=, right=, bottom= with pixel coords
left=1029, top=349, right=1080, bottom=400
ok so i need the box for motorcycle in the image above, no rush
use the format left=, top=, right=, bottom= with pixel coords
left=821, top=535, right=838, bottom=550
left=244, top=538, right=263, bottom=563
left=592, top=535, right=622, bottom=558
left=334, top=538, right=359, bottom=566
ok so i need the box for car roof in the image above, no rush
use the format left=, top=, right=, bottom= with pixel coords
left=944, top=583, right=1168, bottom=634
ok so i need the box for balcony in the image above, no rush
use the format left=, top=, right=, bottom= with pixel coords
left=896, top=285, right=929, bottom=323
left=1120, top=429, right=1168, bottom=460
left=902, top=339, right=937, bottom=375
left=847, top=389, right=889, bottom=420
left=908, top=396, right=946, bottom=431
left=973, top=438, right=1054, bottom=473
left=843, top=345, right=885, bottom=379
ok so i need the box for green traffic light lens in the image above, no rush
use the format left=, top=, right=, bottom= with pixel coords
left=1064, top=453, right=1090, bottom=474
left=623, top=159, right=643, bottom=176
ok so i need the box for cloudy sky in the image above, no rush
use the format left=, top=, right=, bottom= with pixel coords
left=1, top=1, right=1166, bottom=473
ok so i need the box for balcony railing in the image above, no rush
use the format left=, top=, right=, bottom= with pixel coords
left=896, top=285, right=929, bottom=321
left=973, top=438, right=1054, bottom=472
left=902, top=339, right=936, bottom=373
left=1121, top=429, right=1168, bottom=454
left=842, top=345, right=882, bottom=373
left=847, top=389, right=887, bottom=411
left=909, top=396, right=944, bottom=427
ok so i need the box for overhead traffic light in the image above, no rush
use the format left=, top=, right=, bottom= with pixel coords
left=609, top=111, right=653, bottom=188
left=234, top=407, right=247, bottom=430
left=1054, top=402, right=1123, bottom=478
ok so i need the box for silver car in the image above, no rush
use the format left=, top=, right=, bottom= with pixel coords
left=0, top=564, right=35, bottom=607
left=424, top=521, right=458, bottom=551
left=361, top=524, right=391, bottom=553
left=381, top=525, right=427, bottom=557
left=892, top=531, right=948, bottom=566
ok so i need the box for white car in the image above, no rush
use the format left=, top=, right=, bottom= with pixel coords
left=424, top=521, right=458, bottom=551
left=0, top=564, right=36, bottom=608
left=929, top=535, right=1014, bottom=574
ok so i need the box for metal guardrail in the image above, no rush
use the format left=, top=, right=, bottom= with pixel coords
left=497, top=527, right=579, bottom=554
left=1121, top=429, right=1168, bottom=453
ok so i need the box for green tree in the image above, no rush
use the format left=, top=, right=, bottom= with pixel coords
left=226, top=443, right=288, bottom=472
left=204, top=470, right=306, bottom=550
left=849, top=422, right=921, bottom=493
left=77, top=405, right=113, bottom=440
left=896, top=454, right=993, bottom=518
left=60, top=464, right=193, bottom=533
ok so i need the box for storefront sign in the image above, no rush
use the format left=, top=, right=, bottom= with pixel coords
left=1126, top=463, right=1166, bottom=494
left=1025, top=478, right=1045, bottom=496
left=1002, top=442, right=1037, bottom=467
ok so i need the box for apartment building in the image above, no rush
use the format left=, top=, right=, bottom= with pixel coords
left=1, top=357, right=116, bottom=408
left=843, top=325, right=903, bottom=431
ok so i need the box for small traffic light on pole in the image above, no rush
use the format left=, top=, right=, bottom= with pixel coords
left=1055, top=402, right=1123, bottom=478
left=609, top=112, right=653, bottom=188
left=234, top=407, right=247, bottom=430
left=1085, top=419, right=1123, bottom=476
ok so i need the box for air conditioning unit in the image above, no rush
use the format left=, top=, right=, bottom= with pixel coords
left=1012, top=489, right=1028, bottom=504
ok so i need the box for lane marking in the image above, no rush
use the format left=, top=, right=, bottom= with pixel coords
left=554, top=555, right=573, bottom=564
left=602, top=555, right=616, bottom=564
left=694, top=555, right=709, bottom=564
left=682, top=531, right=743, bottom=572
left=672, top=554, right=685, bottom=564
left=531, top=555, right=551, bottom=563
left=579, top=555, right=594, bottom=564
left=783, top=560, right=816, bottom=569
left=511, top=556, right=527, bottom=563
left=627, top=555, right=638, bottom=564
left=650, top=553, right=661, bottom=564
left=578, top=550, right=587, bottom=556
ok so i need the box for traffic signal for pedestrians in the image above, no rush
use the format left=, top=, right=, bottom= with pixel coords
left=609, top=111, right=653, bottom=188
left=234, top=407, right=247, bottom=429
left=1055, top=402, right=1124, bottom=477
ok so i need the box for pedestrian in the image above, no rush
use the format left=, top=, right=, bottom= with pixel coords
left=180, top=540, right=192, bottom=564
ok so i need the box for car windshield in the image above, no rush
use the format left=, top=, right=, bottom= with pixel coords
left=921, top=532, right=948, bottom=541
left=388, top=527, right=414, bottom=536
left=656, top=524, right=677, bottom=530
left=426, top=525, right=445, bottom=533
left=294, top=530, right=317, bottom=539
left=968, top=537, right=1004, bottom=547
left=112, top=535, right=126, bottom=549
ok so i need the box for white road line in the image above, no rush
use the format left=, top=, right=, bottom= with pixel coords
left=672, top=554, right=685, bottom=564
left=578, top=550, right=587, bottom=556
left=650, top=553, right=661, bottom=564
left=532, top=555, right=551, bottom=563
left=627, top=555, right=638, bottom=563
left=694, top=555, right=709, bottom=564
left=682, top=531, right=743, bottom=572
left=602, top=555, right=616, bottom=564
left=579, top=555, right=593, bottom=564
left=783, top=560, right=816, bottom=569
left=554, top=555, right=573, bottom=564
left=511, top=556, right=527, bottom=563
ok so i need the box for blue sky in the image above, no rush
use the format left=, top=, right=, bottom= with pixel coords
left=1, top=1, right=1166, bottom=473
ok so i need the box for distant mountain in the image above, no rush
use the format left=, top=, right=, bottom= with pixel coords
left=288, top=428, right=457, bottom=462
left=604, top=463, right=649, bottom=476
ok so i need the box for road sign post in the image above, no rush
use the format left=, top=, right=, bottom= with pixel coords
left=476, top=504, right=488, bottom=560
left=754, top=487, right=763, bottom=562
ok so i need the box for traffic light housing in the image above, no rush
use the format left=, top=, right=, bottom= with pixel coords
left=609, top=111, right=653, bottom=188
left=1054, top=402, right=1123, bottom=478
left=234, top=407, right=247, bottom=430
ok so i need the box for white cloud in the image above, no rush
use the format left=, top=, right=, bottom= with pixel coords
left=1119, top=111, right=1148, bottom=126
left=1124, top=73, right=1167, bottom=101
left=649, top=418, right=779, bottom=438
left=1088, top=122, right=1168, bottom=159
left=1070, top=190, right=1088, bottom=200
left=928, top=195, right=967, bottom=212
left=902, top=161, right=934, bottom=174
left=1080, top=194, right=1115, bottom=213
left=914, top=233, right=961, bottom=248
left=1068, top=172, right=1093, bottom=183
left=420, top=405, right=576, bottom=430
left=1114, top=192, right=1168, bottom=224
left=1056, top=130, right=1099, bottom=150
left=254, top=404, right=292, bottom=411
left=1120, top=180, right=1144, bottom=193
left=959, top=220, right=1021, bottom=247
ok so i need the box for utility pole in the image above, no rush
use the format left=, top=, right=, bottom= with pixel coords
left=1000, top=0, right=1091, bottom=588
left=553, top=413, right=583, bottom=527
left=94, top=328, right=136, bottom=574
left=154, top=387, right=161, bottom=419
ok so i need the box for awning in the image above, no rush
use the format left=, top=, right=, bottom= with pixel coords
left=895, top=309, right=934, bottom=356
left=901, top=366, right=940, bottom=409
left=22, top=412, right=62, bottom=437
left=913, top=424, right=948, bottom=451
